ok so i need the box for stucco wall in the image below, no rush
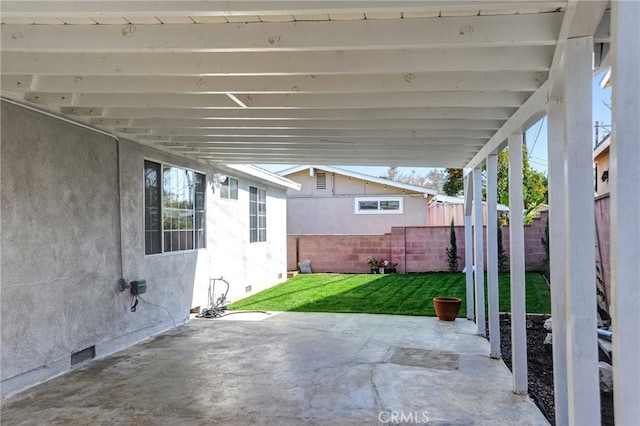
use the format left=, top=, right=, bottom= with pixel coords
left=284, top=170, right=428, bottom=235
left=1, top=102, right=288, bottom=396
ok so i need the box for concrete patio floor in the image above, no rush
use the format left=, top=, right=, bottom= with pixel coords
left=1, top=312, right=548, bottom=425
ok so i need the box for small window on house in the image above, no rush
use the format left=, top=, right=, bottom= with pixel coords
left=355, top=197, right=403, bottom=215
left=249, top=186, right=267, bottom=243
left=316, top=172, right=327, bottom=190
left=144, top=160, right=206, bottom=255
left=220, top=177, right=239, bottom=200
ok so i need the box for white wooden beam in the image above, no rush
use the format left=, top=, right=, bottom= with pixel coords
left=563, top=36, right=599, bottom=424
left=25, top=91, right=531, bottom=109
left=110, top=118, right=505, bottom=130
left=153, top=138, right=485, bottom=148
left=115, top=127, right=495, bottom=139
left=610, top=1, right=640, bottom=424
left=508, top=133, right=527, bottom=394
left=546, top=98, right=569, bottom=426
left=0, top=1, right=568, bottom=17
left=0, top=14, right=562, bottom=52
left=67, top=107, right=514, bottom=122
left=464, top=172, right=475, bottom=320
left=547, top=0, right=608, bottom=98
left=464, top=81, right=548, bottom=170
left=473, top=168, right=486, bottom=336
left=486, top=153, right=500, bottom=359
left=0, top=47, right=555, bottom=76
left=4, top=72, right=547, bottom=94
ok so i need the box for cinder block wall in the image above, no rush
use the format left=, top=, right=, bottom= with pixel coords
left=288, top=211, right=549, bottom=274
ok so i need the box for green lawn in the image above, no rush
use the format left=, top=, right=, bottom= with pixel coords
left=228, top=273, right=551, bottom=316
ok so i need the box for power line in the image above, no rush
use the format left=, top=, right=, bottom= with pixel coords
left=528, top=117, right=545, bottom=159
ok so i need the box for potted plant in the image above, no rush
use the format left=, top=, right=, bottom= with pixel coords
left=433, top=297, right=462, bottom=321
left=367, top=257, right=379, bottom=274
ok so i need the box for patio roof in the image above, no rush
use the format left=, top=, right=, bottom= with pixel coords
left=0, top=1, right=609, bottom=168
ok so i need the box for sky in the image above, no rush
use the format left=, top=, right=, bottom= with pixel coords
left=260, top=70, right=612, bottom=178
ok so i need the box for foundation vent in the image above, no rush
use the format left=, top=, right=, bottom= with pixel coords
left=71, top=345, right=96, bottom=367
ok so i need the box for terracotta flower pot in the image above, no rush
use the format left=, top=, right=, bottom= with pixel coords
left=433, top=297, right=462, bottom=321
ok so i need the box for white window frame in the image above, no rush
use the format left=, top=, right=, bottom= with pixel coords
left=220, top=176, right=239, bottom=200
left=354, top=197, right=403, bottom=215
left=144, top=159, right=206, bottom=255
left=249, top=186, right=267, bottom=243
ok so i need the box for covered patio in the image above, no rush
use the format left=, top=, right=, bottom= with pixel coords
left=1, top=312, right=547, bottom=425
left=1, top=1, right=638, bottom=424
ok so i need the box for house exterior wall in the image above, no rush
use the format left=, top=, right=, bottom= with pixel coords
left=0, top=102, right=287, bottom=397
left=284, top=170, right=428, bottom=235
left=428, top=203, right=495, bottom=226
left=594, top=147, right=610, bottom=196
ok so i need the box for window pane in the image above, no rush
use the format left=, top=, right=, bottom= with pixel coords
left=359, top=201, right=379, bottom=210
left=144, top=161, right=162, bottom=255
left=380, top=200, right=400, bottom=210
left=230, top=178, right=238, bottom=199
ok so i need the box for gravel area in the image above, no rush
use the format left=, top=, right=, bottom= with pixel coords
left=493, top=316, right=614, bottom=425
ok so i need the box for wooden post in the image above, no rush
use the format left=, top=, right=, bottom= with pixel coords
left=486, top=153, right=500, bottom=358
left=464, top=172, right=474, bottom=320
left=563, top=35, right=600, bottom=424
left=473, top=167, right=485, bottom=336
left=508, top=133, right=527, bottom=394
left=610, top=1, right=640, bottom=423
left=547, top=97, right=569, bottom=425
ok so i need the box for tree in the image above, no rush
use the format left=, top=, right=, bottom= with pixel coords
left=384, top=167, right=446, bottom=193
left=445, top=218, right=459, bottom=272
left=497, top=224, right=509, bottom=273
left=384, top=166, right=399, bottom=181
left=443, top=168, right=464, bottom=196
left=496, top=146, right=548, bottom=224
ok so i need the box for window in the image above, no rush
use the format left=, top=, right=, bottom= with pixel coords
left=354, top=197, right=403, bottom=215
left=249, top=186, right=266, bottom=242
left=220, top=176, right=238, bottom=200
left=316, top=172, right=327, bottom=190
left=144, top=160, right=205, bottom=255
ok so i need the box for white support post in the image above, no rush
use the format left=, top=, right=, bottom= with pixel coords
left=508, top=133, right=527, bottom=394
left=486, top=154, right=500, bottom=359
left=610, top=1, right=640, bottom=424
left=473, top=167, right=486, bottom=336
left=563, top=35, right=600, bottom=424
left=546, top=98, right=569, bottom=425
left=464, top=172, right=475, bottom=320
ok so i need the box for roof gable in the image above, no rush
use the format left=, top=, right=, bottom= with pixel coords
left=278, top=165, right=437, bottom=196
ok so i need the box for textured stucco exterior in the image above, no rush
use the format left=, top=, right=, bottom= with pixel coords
left=284, top=169, right=429, bottom=235
left=0, top=102, right=288, bottom=397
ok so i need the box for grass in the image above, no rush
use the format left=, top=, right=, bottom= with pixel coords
left=228, top=272, right=551, bottom=316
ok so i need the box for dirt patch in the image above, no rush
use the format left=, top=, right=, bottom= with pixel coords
left=491, top=317, right=614, bottom=425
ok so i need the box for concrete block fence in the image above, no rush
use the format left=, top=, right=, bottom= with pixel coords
left=288, top=211, right=549, bottom=274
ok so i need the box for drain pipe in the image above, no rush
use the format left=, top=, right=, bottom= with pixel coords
left=1, top=98, right=127, bottom=286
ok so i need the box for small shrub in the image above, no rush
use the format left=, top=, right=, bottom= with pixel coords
left=446, top=219, right=459, bottom=273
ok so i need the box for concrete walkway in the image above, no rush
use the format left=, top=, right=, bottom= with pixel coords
left=1, top=312, right=548, bottom=425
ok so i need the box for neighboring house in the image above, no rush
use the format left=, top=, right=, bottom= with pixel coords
left=428, top=194, right=509, bottom=226
left=0, top=101, right=299, bottom=397
left=278, top=165, right=437, bottom=235
left=594, top=134, right=610, bottom=196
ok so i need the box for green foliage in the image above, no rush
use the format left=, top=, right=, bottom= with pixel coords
left=496, top=147, right=547, bottom=222
left=541, top=217, right=550, bottom=279
left=443, top=168, right=464, bottom=196
left=446, top=218, right=459, bottom=273
left=228, top=273, right=552, bottom=316
left=497, top=224, right=509, bottom=273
